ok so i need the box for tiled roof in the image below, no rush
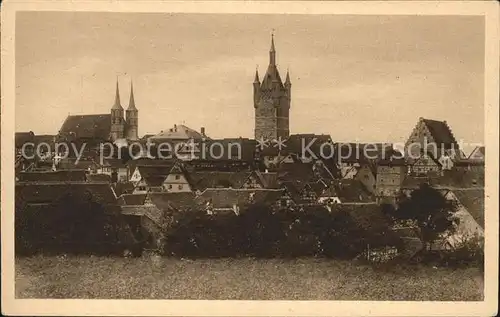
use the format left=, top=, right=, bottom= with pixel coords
left=453, top=189, right=484, bottom=229
left=117, top=193, right=147, bottom=206
left=333, top=179, right=374, bottom=203
left=86, top=173, right=112, bottom=182
left=402, top=168, right=484, bottom=189
left=137, top=165, right=174, bottom=187
left=422, top=119, right=458, bottom=149
left=15, top=132, right=35, bottom=148
left=188, top=171, right=251, bottom=191
left=334, top=204, right=397, bottom=244
left=149, top=124, right=204, bottom=140
left=258, top=134, right=333, bottom=157
left=312, top=161, right=337, bottom=181
left=278, top=161, right=315, bottom=183
left=57, top=158, right=98, bottom=171
left=260, top=64, right=284, bottom=90
left=468, top=146, right=485, bottom=160
left=127, top=158, right=176, bottom=173
left=33, top=135, right=56, bottom=147
left=306, top=180, right=329, bottom=197
left=102, top=158, right=128, bottom=168
left=196, top=188, right=283, bottom=208
left=287, top=134, right=333, bottom=157
left=334, top=143, right=393, bottom=163
left=112, top=182, right=135, bottom=196
left=200, top=138, right=257, bottom=161
left=16, top=182, right=117, bottom=205
left=184, top=159, right=252, bottom=172
left=17, top=170, right=87, bottom=182
left=319, top=185, right=338, bottom=198
left=59, top=114, right=112, bottom=140
left=149, top=192, right=199, bottom=211
left=255, top=171, right=279, bottom=188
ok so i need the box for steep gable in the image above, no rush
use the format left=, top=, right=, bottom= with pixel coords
left=422, top=119, right=458, bottom=148
left=468, top=146, right=485, bottom=161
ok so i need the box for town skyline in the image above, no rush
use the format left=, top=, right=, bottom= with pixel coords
left=16, top=12, right=484, bottom=148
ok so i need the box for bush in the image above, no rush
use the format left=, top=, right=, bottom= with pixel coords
left=15, top=191, right=138, bottom=256
left=440, top=235, right=484, bottom=268
left=161, top=205, right=394, bottom=259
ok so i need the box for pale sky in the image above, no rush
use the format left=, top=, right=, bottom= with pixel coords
left=16, top=12, right=484, bottom=147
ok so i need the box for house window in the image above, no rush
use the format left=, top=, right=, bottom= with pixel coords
left=178, top=184, right=183, bottom=190
left=175, top=175, right=181, bottom=180
left=168, top=184, right=173, bottom=189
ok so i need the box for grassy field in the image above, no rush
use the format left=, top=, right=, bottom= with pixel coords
left=16, top=255, right=483, bottom=300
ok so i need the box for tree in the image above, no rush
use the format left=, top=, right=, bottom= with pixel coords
left=394, top=183, right=458, bottom=250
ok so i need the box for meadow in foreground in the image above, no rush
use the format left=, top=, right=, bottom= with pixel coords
left=16, top=255, right=483, bottom=300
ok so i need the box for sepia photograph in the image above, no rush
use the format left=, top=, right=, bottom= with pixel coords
left=1, top=1, right=498, bottom=316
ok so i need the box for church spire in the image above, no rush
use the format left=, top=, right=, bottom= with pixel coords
left=127, top=81, right=137, bottom=110
left=269, top=32, right=276, bottom=66
left=254, top=67, right=260, bottom=83
left=112, top=78, right=123, bottom=110
left=285, top=69, right=291, bottom=86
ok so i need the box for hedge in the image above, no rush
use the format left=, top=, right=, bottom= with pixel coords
left=162, top=204, right=401, bottom=259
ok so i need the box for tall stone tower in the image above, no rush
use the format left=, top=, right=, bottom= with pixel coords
left=110, top=80, right=125, bottom=141
left=254, top=34, right=291, bottom=140
left=126, top=81, right=139, bottom=140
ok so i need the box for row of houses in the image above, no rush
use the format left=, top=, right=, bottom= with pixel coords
left=15, top=117, right=485, bottom=208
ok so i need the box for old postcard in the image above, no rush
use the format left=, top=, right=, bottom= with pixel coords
left=1, top=0, right=499, bottom=316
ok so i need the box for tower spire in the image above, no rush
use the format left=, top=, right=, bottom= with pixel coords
left=254, top=66, right=260, bottom=83
left=128, top=80, right=136, bottom=110
left=112, top=78, right=123, bottom=109
left=285, top=68, right=291, bottom=86
left=269, top=32, right=276, bottom=66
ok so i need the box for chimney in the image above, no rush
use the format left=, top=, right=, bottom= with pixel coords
left=201, top=127, right=206, bottom=136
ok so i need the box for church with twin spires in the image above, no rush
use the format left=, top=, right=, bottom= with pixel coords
left=58, top=34, right=290, bottom=144
left=58, top=80, right=139, bottom=143
left=110, top=81, right=139, bottom=141
left=253, top=35, right=291, bottom=141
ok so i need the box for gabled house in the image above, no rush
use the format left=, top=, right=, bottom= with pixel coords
left=340, top=164, right=359, bottom=179
left=300, top=180, right=329, bottom=204
left=147, top=124, right=207, bottom=161
left=317, top=186, right=341, bottom=205
left=242, top=170, right=279, bottom=189
left=410, top=151, right=441, bottom=176
left=333, top=179, right=374, bottom=203
left=277, top=181, right=303, bottom=207
left=98, top=158, right=129, bottom=183
left=404, top=117, right=463, bottom=162
left=162, top=162, right=192, bottom=193
left=129, top=164, right=174, bottom=194
left=468, top=146, right=485, bottom=162
left=354, top=163, right=377, bottom=194
left=375, top=157, right=406, bottom=203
